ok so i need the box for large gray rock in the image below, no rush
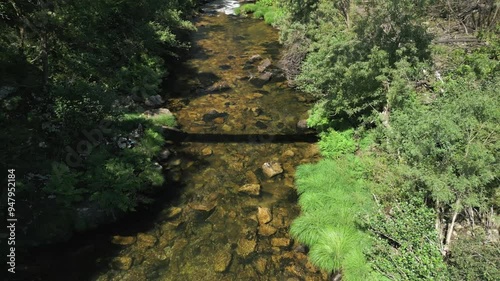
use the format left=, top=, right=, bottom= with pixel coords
left=144, top=108, right=173, bottom=117
left=144, top=95, right=165, bottom=107
left=159, top=149, right=172, bottom=161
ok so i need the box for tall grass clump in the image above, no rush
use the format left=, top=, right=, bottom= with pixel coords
left=290, top=157, right=375, bottom=280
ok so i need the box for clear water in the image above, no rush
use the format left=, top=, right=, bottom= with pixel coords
left=19, top=3, right=326, bottom=281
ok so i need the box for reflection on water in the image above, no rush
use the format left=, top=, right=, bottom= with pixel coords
left=216, top=0, right=241, bottom=15
left=201, top=0, right=241, bottom=15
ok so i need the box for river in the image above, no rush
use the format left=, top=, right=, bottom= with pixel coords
left=18, top=1, right=325, bottom=280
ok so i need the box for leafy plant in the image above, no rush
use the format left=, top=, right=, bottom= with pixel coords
left=44, top=162, right=84, bottom=207
left=447, top=229, right=500, bottom=281
left=367, top=201, right=450, bottom=280
left=318, top=128, right=356, bottom=158
left=236, top=0, right=284, bottom=25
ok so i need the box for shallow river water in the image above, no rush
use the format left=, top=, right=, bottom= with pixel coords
left=19, top=2, right=326, bottom=281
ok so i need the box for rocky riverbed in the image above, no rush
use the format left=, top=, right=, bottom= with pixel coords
left=91, top=6, right=326, bottom=281
left=19, top=3, right=325, bottom=281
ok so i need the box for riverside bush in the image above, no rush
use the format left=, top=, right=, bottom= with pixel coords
left=236, top=0, right=284, bottom=25
left=447, top=229, right=500, bottom=281
left=278, top=0, right=499, bottom=279
left=367, top=201, right=449, bottom=280
left=318, top=128, right=356, bottom=158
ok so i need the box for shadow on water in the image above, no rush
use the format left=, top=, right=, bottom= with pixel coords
left=163, top=128, right=318, bottom=143
left=15, top=149, right=209, bottom=281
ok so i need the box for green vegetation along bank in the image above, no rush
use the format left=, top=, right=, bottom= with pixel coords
left=0, top=0, right=203, bottom=246
left=241, top=0, right=499, bottom=280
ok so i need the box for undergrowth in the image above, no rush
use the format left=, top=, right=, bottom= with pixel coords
left=235, top=0, right=284, bottom=25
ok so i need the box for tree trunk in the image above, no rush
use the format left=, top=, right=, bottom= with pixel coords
left=444, top=199, right=461, bottom=254
left=435, top=201, right=445, bottom=255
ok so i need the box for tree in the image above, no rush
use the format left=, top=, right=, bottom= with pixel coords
left=387, top=75, right=499, bottom=253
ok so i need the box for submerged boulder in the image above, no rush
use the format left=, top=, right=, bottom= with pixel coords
left=258, top=224, right=277, bottom=236
left=257, top=58, right=272, bottom=72
left=262, top=162, right=283, bottom=178
left=297, top=119, right=308, bottom=130
left=213, top=249, right=232, bottom=272
left=237, top=238, right=256, bottom=257
left=257, top=207, right=272, bottom=225
left=249, top=71, right=272, bottom=87
left=248, top=54, right=262, bottom=63
left=111, top=235, right=136, bottom=246
left=238, top=183, right=261, bottom=196
left=271, top=237, right=291, bottom=247
left=203, top=109, right=228, bottom=123
left=205, top=81, right=231, bottom=93
left=111, top=256, right=133, bottom=270
left=137, top=233, right=157, bottom=248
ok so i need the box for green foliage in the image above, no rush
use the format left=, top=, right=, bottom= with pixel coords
left=450, top=48, right=499, bottom=80
left=118, top=54, right=165, bottom=98
left=280, top=0, right=499, bottom=278
left=318, top=129, right=356, bottom=158
left=150, top=114, right=178, bottom=128
left=306, top=100, right=331, bottom=129
left=236, top=0, right=284, bottom=25
left=236, top=3, right=257, bottom=14
left=0, top=0, right=197, bottom=244
left=447, top=229, right=500, bottom=281
left=367, top=201, right=450, bottom=280
left=388, top=76, right=499, bottom=211
left=44, top=162, right=84, bottom=207
left=291, top=157, right=375, bottom=279
left=279, top=0, right=432, bottom=125
left=358, top=130, right=376, bottom=152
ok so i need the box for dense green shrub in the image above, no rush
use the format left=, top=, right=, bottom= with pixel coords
left=367, top=201, right=450, bottom=280
left=447, top=230, right=500, bottom=281
left=318, top=129, right=356, bottom=158
left=236, top=0, right=284, bottom=25
left=0, top=0, right=196, bottom=245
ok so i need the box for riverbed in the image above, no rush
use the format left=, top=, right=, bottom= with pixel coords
left=20, top=2, right=326, bottom=280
